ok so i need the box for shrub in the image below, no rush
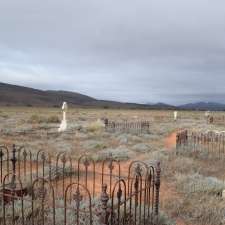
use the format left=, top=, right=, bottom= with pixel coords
left=28, top=114, right=60, bottom=124
left=170, top=157, right=197, bottom=175
left=93, top=146, right=135, bottom=162
left=82, top=140, right=107, bottom=150
left=0, top=111, right=9, bottom=119
left=86, top=119, right=105, bottom=132
left=47, top=115, right=60, bottom=123
left=131, top=143, right=151, bottom=153
left=175, top=173, right=225, bottom=195
left=155, top=211, right=176, bottom=225
left=167, top=194, right=225, bottom=225
left=28, top=114, right=44, bottom=123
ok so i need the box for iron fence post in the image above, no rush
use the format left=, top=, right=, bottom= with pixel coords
left=0, top=147, right=4, bottom=183
left=155, top=162, right=161, bottom=217
left=11, top=144, right=17, bottom=189
left=100, top=184, right=110, bottom=225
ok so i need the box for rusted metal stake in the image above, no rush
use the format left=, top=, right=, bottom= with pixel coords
left=101, top=184, right=110, bottom=225
left=155, top=161, right=161, bottom=217
left=10, top=144, right=17, bottom=189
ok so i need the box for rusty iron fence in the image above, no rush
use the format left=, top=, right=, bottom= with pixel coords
left=0, top=144, right=161, bottom=225
left=176, top=130, right=188, bottom=148
left=104, top=119, right=150, bottom=134
left=176, top=130, right=225, bottom=159
left=208, top=115, right=225, bottom=125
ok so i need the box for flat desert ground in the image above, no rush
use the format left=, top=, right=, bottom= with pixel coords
left=1, top=107, right=225, bottom=225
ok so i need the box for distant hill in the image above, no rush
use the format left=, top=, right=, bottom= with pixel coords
left=1, top=82, right=224, bottom=110
left=179, top=102, right=225, bottom=111
left=0, top=82, right=96, bottom=107
left=0, top=82, right=175, bottom=109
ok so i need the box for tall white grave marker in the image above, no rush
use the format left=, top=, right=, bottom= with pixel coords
left=58, top=102, right=68, bottom=132
left=174, top=111, right=178, bottom=121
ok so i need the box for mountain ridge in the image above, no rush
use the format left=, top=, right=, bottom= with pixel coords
left=0, top=82, right=175, bottom=109
left=179, top=101, right=225, bottom=111
left=0, top=82, right=225, bottom=110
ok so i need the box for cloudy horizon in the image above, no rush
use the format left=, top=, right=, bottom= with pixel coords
left=0, top=0, right=225, bottom=105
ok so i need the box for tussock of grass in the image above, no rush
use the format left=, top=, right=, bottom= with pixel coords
left=170, top=157, right=197, bottom=175
left=93, top=146, right=135, bottom=161
left=156, top=211, right=176, bottom=225
left=166, top=194, right=225, bottom=225
left=132, top=143, right=151, bottom=153
left=28, top=114, right=60, bottom=124
left=175, top=173, right=225, bottom=195
left=145, top=150, right=169, bottom=164
left=46, top=115, right=60, bottom=123
left=0, top=112, right=9, bottom=119
left=82, top=140, right=107, bottom=150
left=86, top=119, right=105, bottom=132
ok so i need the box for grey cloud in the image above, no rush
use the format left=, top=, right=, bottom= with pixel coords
left=0, top=0, right=225, bottom=105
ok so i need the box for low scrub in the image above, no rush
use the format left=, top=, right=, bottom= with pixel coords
left=86, top=119, right=105, bottom=133
left=175, top=173, right=225, bottom=195
left=0, top=112, right=9, bottom=119
left=46, top=115, right=60, bottom=123
left=28, top=114, right=60, bottom=124
left=167, top=193, right=225, bottom=225
left=93, top=146, right=135, bottom=162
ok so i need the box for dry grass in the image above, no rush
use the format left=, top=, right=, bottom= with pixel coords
left=1, top=107, right=225, bottom=224
left=28, top=114, right=60, bottom=124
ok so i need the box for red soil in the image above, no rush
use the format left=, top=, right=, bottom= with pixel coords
left=163, top=132, right=192, bottom=225
left=165, top=132, right=177, bottom=150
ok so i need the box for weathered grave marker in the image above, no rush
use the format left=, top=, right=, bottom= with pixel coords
left=58, top=102, right=68, bottom=132
left=174, top=111, right=178, bottom=121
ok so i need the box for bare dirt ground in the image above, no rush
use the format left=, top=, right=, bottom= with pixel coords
left=1, top=107, right=225, bottom=225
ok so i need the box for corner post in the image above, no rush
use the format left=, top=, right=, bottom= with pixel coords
left=155, top=161, right=161, bottom=217
left=100, top=184, right=110, bottom=225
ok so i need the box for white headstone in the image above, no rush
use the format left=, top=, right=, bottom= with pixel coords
left=58, top=102, right=68, bottom=132
left=174, top=111, right=178, bottom=121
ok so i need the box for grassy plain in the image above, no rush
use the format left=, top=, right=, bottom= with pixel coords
left=1, top=107, right=225, bottom=225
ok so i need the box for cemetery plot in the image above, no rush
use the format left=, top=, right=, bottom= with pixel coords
left=210, top=115, right=225, bottom=125
left=176, top=130, right=225, bottom=159
left=0, top=144, right=161, bottom=225
left=104, top=119, right=150, bottom=134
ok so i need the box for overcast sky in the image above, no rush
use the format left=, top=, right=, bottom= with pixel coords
left=0, top=0, right=225, bottom=105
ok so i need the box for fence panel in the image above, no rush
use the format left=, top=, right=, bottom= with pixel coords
left=0, top=144, right=161, bottom=225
